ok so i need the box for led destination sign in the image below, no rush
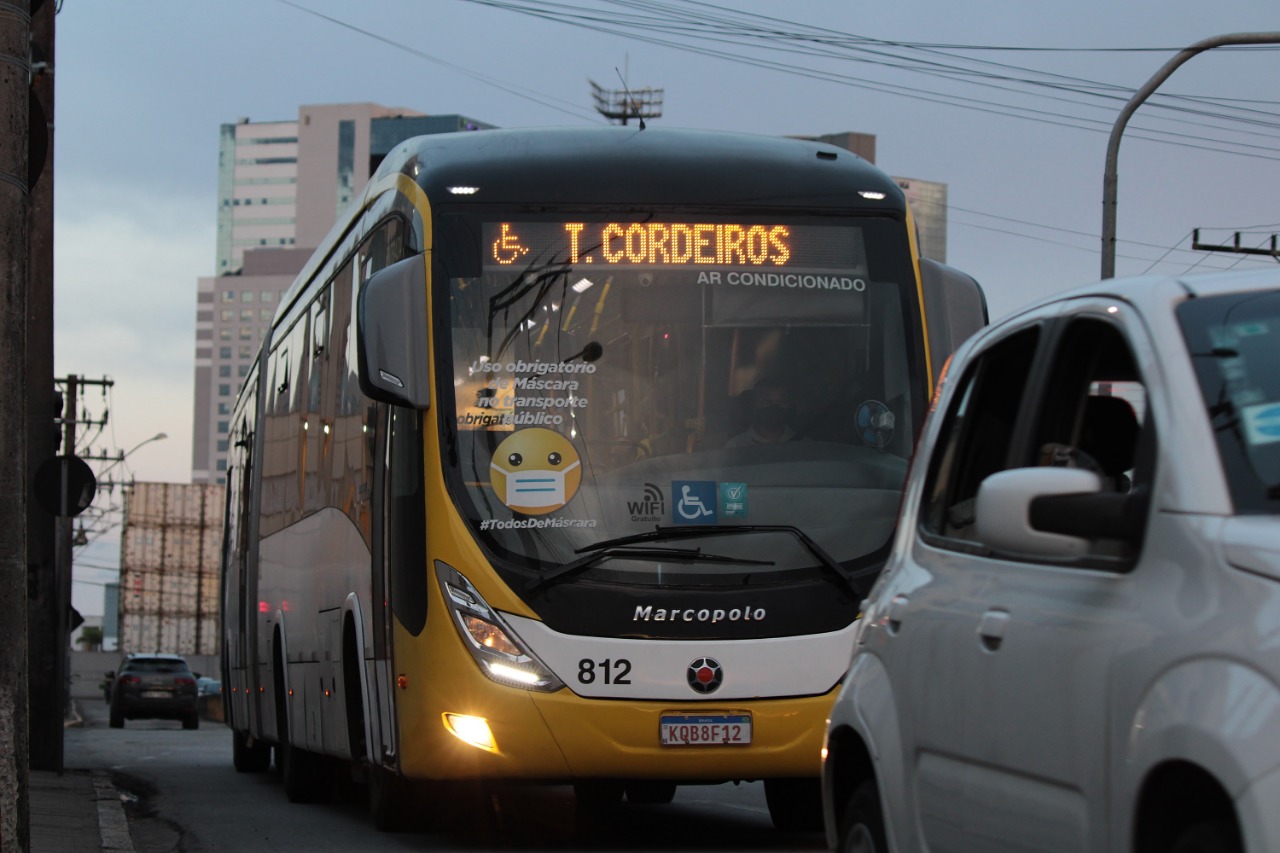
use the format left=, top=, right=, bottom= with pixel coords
left=485, top=221, right=862, bottom=271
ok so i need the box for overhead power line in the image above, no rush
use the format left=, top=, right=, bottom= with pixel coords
left=455, top=0, right=1280, bottom=161
left=272, top=0, right=603, bottom=123
left=272, top=1, right=1278, bottom=266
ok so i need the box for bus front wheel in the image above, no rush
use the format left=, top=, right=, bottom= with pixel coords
left=368, top=766, right=416, bottom=832
left=232, top=729, right=271, bottom=773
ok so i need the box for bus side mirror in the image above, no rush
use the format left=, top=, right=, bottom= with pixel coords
left=357, top=254, right=432, bottom=409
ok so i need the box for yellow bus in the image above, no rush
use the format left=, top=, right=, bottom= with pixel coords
left=220, top=127, right=985, bottom=831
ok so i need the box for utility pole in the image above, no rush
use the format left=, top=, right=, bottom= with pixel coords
left=53, top=373, right=78, bottom=769
left=0, top=0, right=33, bottom=847
left=27, top=0, right=61, bottom=774
left=37, top=373, right=111, bottom=766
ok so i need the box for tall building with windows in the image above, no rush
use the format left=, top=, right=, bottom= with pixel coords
left=897, top=177, right=948, bottom=262
left=192, top=103, right=495, bottom=484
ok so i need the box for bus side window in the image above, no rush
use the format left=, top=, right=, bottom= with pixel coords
left=358, top=216, right=408, bottom=281
left=260, top=343, right=292, bottom=537
left=308, top=287, right=329, bottom=412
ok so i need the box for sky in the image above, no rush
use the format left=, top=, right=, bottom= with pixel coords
left=53, top=0, right=1279, bottom=614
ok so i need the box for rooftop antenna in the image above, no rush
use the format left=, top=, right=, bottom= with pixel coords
left=590, top=57, right=663, bottom=128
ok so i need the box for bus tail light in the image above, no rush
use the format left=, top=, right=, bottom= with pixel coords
left=436, top=562, right=564, bottom=693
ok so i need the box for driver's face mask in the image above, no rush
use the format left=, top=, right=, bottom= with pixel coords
left=491, top=457, right=581, bottom=508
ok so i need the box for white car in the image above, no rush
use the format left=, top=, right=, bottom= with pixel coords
left=822, top=269, right=1280, bottom=853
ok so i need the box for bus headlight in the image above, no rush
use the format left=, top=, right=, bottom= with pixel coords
left=435, top=562, right=564, bottom=692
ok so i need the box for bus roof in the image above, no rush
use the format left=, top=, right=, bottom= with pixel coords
left=379, top=126, right=906, bottom=211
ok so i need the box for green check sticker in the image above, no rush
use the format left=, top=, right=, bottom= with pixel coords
left=720, top=482, right=748, bottom=517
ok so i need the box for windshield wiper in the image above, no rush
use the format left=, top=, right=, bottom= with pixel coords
left=558, top=524, right=865, bottom=599
left=527, top=545, right=774, bottom=594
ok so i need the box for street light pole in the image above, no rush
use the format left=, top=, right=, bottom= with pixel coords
left=1101, top=31, right=1280, bottom=280
left=97, top=432, right=168, bottom=488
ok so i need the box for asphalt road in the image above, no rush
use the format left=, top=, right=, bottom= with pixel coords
left=67, top=699, right=826, bottom=852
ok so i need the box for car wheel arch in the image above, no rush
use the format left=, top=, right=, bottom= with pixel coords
left=826, top=726, right=877, bottom=833
left=1125, top=658, right=1280, bottom=799
left=824, top=652, right=905, bottom=846
left=1133, top=760, right=1242, bottom=853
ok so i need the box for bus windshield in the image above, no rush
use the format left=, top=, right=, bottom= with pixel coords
left=440, top=213, right=924, bottom=587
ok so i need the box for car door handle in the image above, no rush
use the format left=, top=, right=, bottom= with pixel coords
left=978, top=609, right=1010, bottom=652
left=886, top=595, right=909, bottom=635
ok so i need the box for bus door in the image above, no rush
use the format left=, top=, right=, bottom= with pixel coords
left=375, top=405, right=429, bottom=766
left=367, top=402, right=395, bottom=767
left=366, top=403, right=428, bottom=767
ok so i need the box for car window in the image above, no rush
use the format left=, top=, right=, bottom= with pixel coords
left=920, top=326, right=1041, bottom=542
left=122, top=659, right=191, bottom=675
left=921, top=315, right=1151, bottom=561
left=1178, top=289, right=1280, bottom=514
left=1029, top=319, right=1146, bottom=494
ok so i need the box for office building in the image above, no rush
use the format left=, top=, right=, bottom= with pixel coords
left=897, top=177, right=948, bottom=262
left=193, top=104, right=494, bottom=483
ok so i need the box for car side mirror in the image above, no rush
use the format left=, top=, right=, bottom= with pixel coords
left=193, top=672, right=202, bottom=679
left=357, top=254, right=431, bottom=408
left=975, top=467, right=1147, bottom=562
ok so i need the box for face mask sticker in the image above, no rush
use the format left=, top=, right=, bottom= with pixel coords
left=489, top=428, right=583, bottom=515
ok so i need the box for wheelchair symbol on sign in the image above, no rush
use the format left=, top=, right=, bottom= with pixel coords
left=677, top=484, right=714, bottom=520
left=491, top=223, right=529, bottom=265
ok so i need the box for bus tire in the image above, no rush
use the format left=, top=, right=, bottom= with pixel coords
left=764, top=777, right=824, bottom=832
left=368, top=766, right=414, bottom=832
left=232, top=729, right=271, bottom=773
left=343, top=617, right=367, bottom=762
left=280, top=740, right=330, bottom=804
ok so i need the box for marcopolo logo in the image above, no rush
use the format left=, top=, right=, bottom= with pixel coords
left=633, top=605, right=767, bottom=624
left=687, top=657, right=723, bottom=695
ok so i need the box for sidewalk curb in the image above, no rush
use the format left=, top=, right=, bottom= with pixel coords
left=93, top=772, right=136, bottom=852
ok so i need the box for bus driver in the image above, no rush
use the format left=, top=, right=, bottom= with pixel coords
left=725, top=379, right=798, bottom=447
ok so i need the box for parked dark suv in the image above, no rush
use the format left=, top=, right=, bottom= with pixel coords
left=107, top=653, right=199, bottom=730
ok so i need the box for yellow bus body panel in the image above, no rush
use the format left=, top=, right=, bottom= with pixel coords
left=528, top=689, right=836, bottom=780
left=393, top=604, right=835, bottom=781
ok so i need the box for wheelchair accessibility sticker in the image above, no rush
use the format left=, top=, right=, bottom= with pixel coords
left=673, top=480, right=717, bottom=525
